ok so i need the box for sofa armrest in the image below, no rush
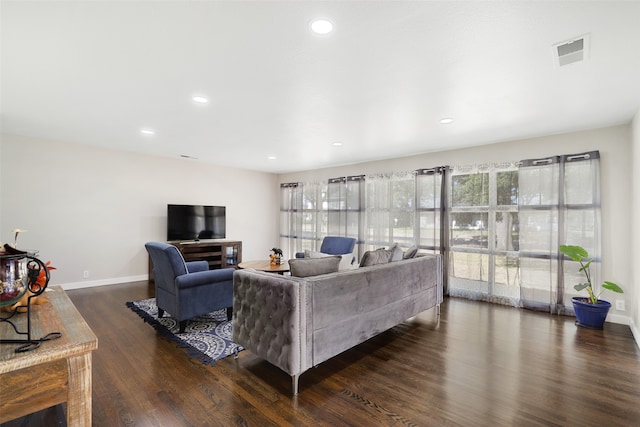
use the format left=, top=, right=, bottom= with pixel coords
left=175, top=267, right=235, bottom=289
left=232, top=270, right=310, bottom=376
left=186, top=260, right=209, bottom=273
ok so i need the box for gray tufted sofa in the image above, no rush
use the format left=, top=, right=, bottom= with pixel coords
left=232, top=254, right=443, bottom=394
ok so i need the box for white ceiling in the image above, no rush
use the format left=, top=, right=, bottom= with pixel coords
left=2, top=1, right=640, bottom=174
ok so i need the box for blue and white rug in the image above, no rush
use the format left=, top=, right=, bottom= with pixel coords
left=126, top=298, right=243, bottom=366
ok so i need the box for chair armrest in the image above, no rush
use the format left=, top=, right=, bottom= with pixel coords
left=186, top=261, right=209, bottom=273
left=176, top=268, right=235, bottom=289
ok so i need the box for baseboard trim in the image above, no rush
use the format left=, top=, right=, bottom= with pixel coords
left=630, top=320, right=640, bottom=350
left=60, top=275, right=148, bottom=290
left=606, top=312, right=631, bottom=325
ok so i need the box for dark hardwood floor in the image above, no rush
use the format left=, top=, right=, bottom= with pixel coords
left=3, top=280, right=640, bottom=426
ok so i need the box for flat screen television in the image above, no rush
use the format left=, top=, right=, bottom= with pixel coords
left=167, top=204, right=226, bottom=241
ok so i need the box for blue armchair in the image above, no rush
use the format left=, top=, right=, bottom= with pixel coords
left=295, top=236, right=357, bottom=261
left=145, top=242, right=234, bottom=333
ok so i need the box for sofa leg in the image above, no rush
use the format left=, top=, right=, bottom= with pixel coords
left=436, top=304, right=440, bottom=316
left=158, top=308, right=164, bottom=318
left=292, top=374, right=299, bottom=395
left=179, top=320, right=187, bottom=333
left=226, top=306, right=233, bottom=321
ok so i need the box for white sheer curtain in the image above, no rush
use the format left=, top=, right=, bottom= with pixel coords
left=280, top=168, right=447, bottom=267
left=364, top=171, right=416, bottom=252
left=279, top=151, right=600, bottom=318
left=279, top=181, right=327, bottom=259
left=416, top=167, right=447, bottom=253
left=416, top=167, right=449, bottom=292
left=279, top=182, right=302, bottom=259
left=518, top=151, right=601, bottom=314
left=327, top=176, right=365, bottom=260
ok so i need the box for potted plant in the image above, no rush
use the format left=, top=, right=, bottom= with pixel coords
left=559, top=244, right=623, bottom=329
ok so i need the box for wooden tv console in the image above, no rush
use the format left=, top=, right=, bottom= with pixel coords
left=148, top=240, right=242, bottom=283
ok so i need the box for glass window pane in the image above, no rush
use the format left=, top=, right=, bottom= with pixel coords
left=419, top=212, right=440, bottom=249
left=451, top=212, right=488, bottom=248
left=494, top=255, right=520, bottom=286
left=518, top=210, right=558, bottom=254
left=497, top=171, right=518, bottom=205
left=450, top=252, right=489, bottom=284
left=565, top=162, right=596, bottom=205
left=520, top=257, right=558, bottom=303
left=346, top=212, right=360, bottom=238
left=346, top=182, right=361, bottom=209
left=495, top=212, right=519, bottom=251
left=417, top=175, right=441, bottom=209
left=565, top=209, right=597, bottom=249
left=452, top=173, right=489, bottom=207
left=518, top=167, right=558, bottom=206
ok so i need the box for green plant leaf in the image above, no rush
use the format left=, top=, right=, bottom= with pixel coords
left=560, top=245, right=589, bottom=262
left=574, top=283, right=589, bottom=292
left=580, top=259, right=592, bottom=271
left=602, top=281, right=624, bottom=293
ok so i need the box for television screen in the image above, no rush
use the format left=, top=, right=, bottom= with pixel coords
left=167, top=204, right=226, bottom=241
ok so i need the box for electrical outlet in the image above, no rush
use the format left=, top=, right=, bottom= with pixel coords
left=83, top=270, right=90, bottom=279
left=615, top=299, right=625, bottom=311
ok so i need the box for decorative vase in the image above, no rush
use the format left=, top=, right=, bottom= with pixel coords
left=0, top=254, right=28, bottom=306
left=572, top=297, right=611, bottom=329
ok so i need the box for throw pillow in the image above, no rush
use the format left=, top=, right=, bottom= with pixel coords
left=403, top=245, right=419, bottom=259
left=289, top=256, right=341, bottom=277
left=304, top=250, right=326, bottom=259
left=359, top=249, right=392, bottom=267
left=305, top=249, right=353, bottom=270
left=389, top=243, right=404, bottom=262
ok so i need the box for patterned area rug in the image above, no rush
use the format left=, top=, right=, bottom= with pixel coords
left=126, top=298, right=243, bottom=365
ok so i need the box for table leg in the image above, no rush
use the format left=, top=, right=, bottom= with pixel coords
left=66, top=352, right=92, bottom=426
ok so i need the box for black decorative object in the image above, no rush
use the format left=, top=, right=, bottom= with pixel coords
left=270, top=247, right=283, bottom=265
left=0, top=253, right=62, bottom=352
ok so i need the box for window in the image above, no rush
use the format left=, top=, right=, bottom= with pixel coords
left=448, top=164, right=520, bottom=303
left=279, top=151, right=601, bottom=315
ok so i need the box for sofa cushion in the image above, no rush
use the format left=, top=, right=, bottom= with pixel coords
left=389, top=243, right=404, bottom=262
left=403, top=245, right=419, bottom=259
left=289, top=256, right=341, bottom=277
left=359, top=249, right=392, bottom=267
left=305, top=249, right=353, bottom=270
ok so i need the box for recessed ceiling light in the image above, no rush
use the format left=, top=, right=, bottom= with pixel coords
left=332, top=141, right=343, bottom=147
left=268, top=156, right=277, bottom=160
left=192, top=95, right=209, bottom=104
left=310, top=19, right=333, bottom=35
left=439, top=118, right=454, bottom=124
left=140, top=128, right=155, bottom=136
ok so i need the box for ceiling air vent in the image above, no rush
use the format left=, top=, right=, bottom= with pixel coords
left=553, top=34, right=590, bottom=67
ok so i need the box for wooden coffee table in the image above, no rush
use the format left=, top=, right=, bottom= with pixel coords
left=238, top=259, right=290, bottom=274
left=0, top=286, right=97, bottom=425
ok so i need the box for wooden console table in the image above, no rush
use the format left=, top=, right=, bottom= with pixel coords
left=149, top=240, right=242, bottom=283
left=0, top=286, right=98, bottom=426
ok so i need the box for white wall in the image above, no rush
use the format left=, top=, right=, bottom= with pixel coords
left=0, top=134, right=280, bottom=288
left=631, top=110, right=640, bottom=343
left=280, top=124, right=634, bottom=325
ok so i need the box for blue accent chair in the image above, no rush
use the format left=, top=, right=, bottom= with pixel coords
left=295, top=236, right=357, bottom=261
left=145, top=242, right=234, bottom=333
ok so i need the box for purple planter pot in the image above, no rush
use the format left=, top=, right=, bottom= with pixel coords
left=572, top=297, right=611, bottom=329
